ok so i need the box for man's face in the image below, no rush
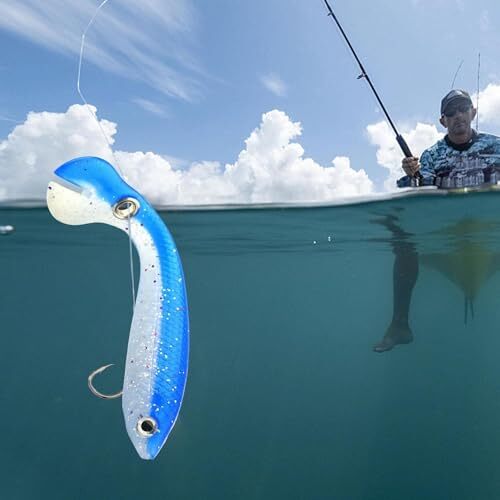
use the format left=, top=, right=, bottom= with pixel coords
left=439, top=100, right=476, bottom=136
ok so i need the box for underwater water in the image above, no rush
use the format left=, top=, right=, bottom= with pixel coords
left=2, top=190, right=500, bottom=499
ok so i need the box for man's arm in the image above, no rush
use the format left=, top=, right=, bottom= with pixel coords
left=418, top=150, right=436, bottom=184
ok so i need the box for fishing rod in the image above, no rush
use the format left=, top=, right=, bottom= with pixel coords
left=476, top=53, right=480, bottom=131
left=322, top=0, right=418, bottom=170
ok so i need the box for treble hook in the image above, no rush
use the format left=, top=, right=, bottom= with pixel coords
left=87, top=364, right=123, bottom=400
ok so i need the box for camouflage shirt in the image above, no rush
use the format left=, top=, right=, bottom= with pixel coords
left=397, top=131, right=500, bottom=188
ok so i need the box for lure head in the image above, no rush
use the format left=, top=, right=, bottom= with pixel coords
left=47, top=156, right=144, bottom=229
left=131, top=414, right=169, bottom=460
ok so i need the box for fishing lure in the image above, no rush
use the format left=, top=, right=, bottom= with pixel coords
left=47, top=156, right=189, bottom=460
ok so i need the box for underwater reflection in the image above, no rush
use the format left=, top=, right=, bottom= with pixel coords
left=371, top=212, right=500, bottom=352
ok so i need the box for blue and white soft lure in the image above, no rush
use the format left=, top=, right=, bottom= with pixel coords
left=46, top=156, right=189, bottom=460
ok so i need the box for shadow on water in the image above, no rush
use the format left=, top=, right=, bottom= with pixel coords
left=2, top=191, right=500, bottom=499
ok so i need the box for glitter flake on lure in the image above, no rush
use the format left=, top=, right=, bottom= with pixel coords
left=46, top=156, right=189, bottom=460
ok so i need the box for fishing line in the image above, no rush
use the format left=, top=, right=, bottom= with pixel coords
left=127, top=212, right=137, bottom=308
left=450, top=59, right=464, bottom=89
left=77, top=0, right=137, bottom=310
left=77, top=0, right=124, bottom=175
left=476, top=53, right=481, bottom=131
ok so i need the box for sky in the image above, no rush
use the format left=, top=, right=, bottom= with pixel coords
left=1, top=0, right=500, bottom=205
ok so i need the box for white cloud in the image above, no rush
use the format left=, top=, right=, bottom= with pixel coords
left=220, top=111, right=372, bottom=202
left=0, top=0, right=201, bottom=101
left=367, top=121, right=442, bottom=191
left=0, top=105, right=115, bottom=201
left=474, top=83, right=500, bottom=129
left=0, top=105, right=373, bottom=205
left=261, top=73, right=287, bottom=97
left=132, top=98, right=168, bottom=117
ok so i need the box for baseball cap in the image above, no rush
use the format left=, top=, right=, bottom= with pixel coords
left=441, top=89, right=473, bottom=115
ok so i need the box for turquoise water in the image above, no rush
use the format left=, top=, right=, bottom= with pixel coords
left=2, top=191, right=500, bottom=499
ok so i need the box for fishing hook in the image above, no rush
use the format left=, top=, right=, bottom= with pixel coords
left=88, top=364, right=123, bottom=399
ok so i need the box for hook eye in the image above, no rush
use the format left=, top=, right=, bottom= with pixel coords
left=113, top=197, right=140, bottom=219
left=137, top=417, right=158, bottom=437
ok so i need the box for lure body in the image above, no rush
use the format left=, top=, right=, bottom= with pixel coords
left=46, top=156, right=189, bottom=459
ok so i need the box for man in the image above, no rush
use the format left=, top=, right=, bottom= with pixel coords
left=373, top=90, right=500, bottom=353
left=397, top=89, right=500, bottom=189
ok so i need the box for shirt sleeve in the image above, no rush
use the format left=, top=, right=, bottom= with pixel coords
left=418, top=149, right=436, bottom=185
